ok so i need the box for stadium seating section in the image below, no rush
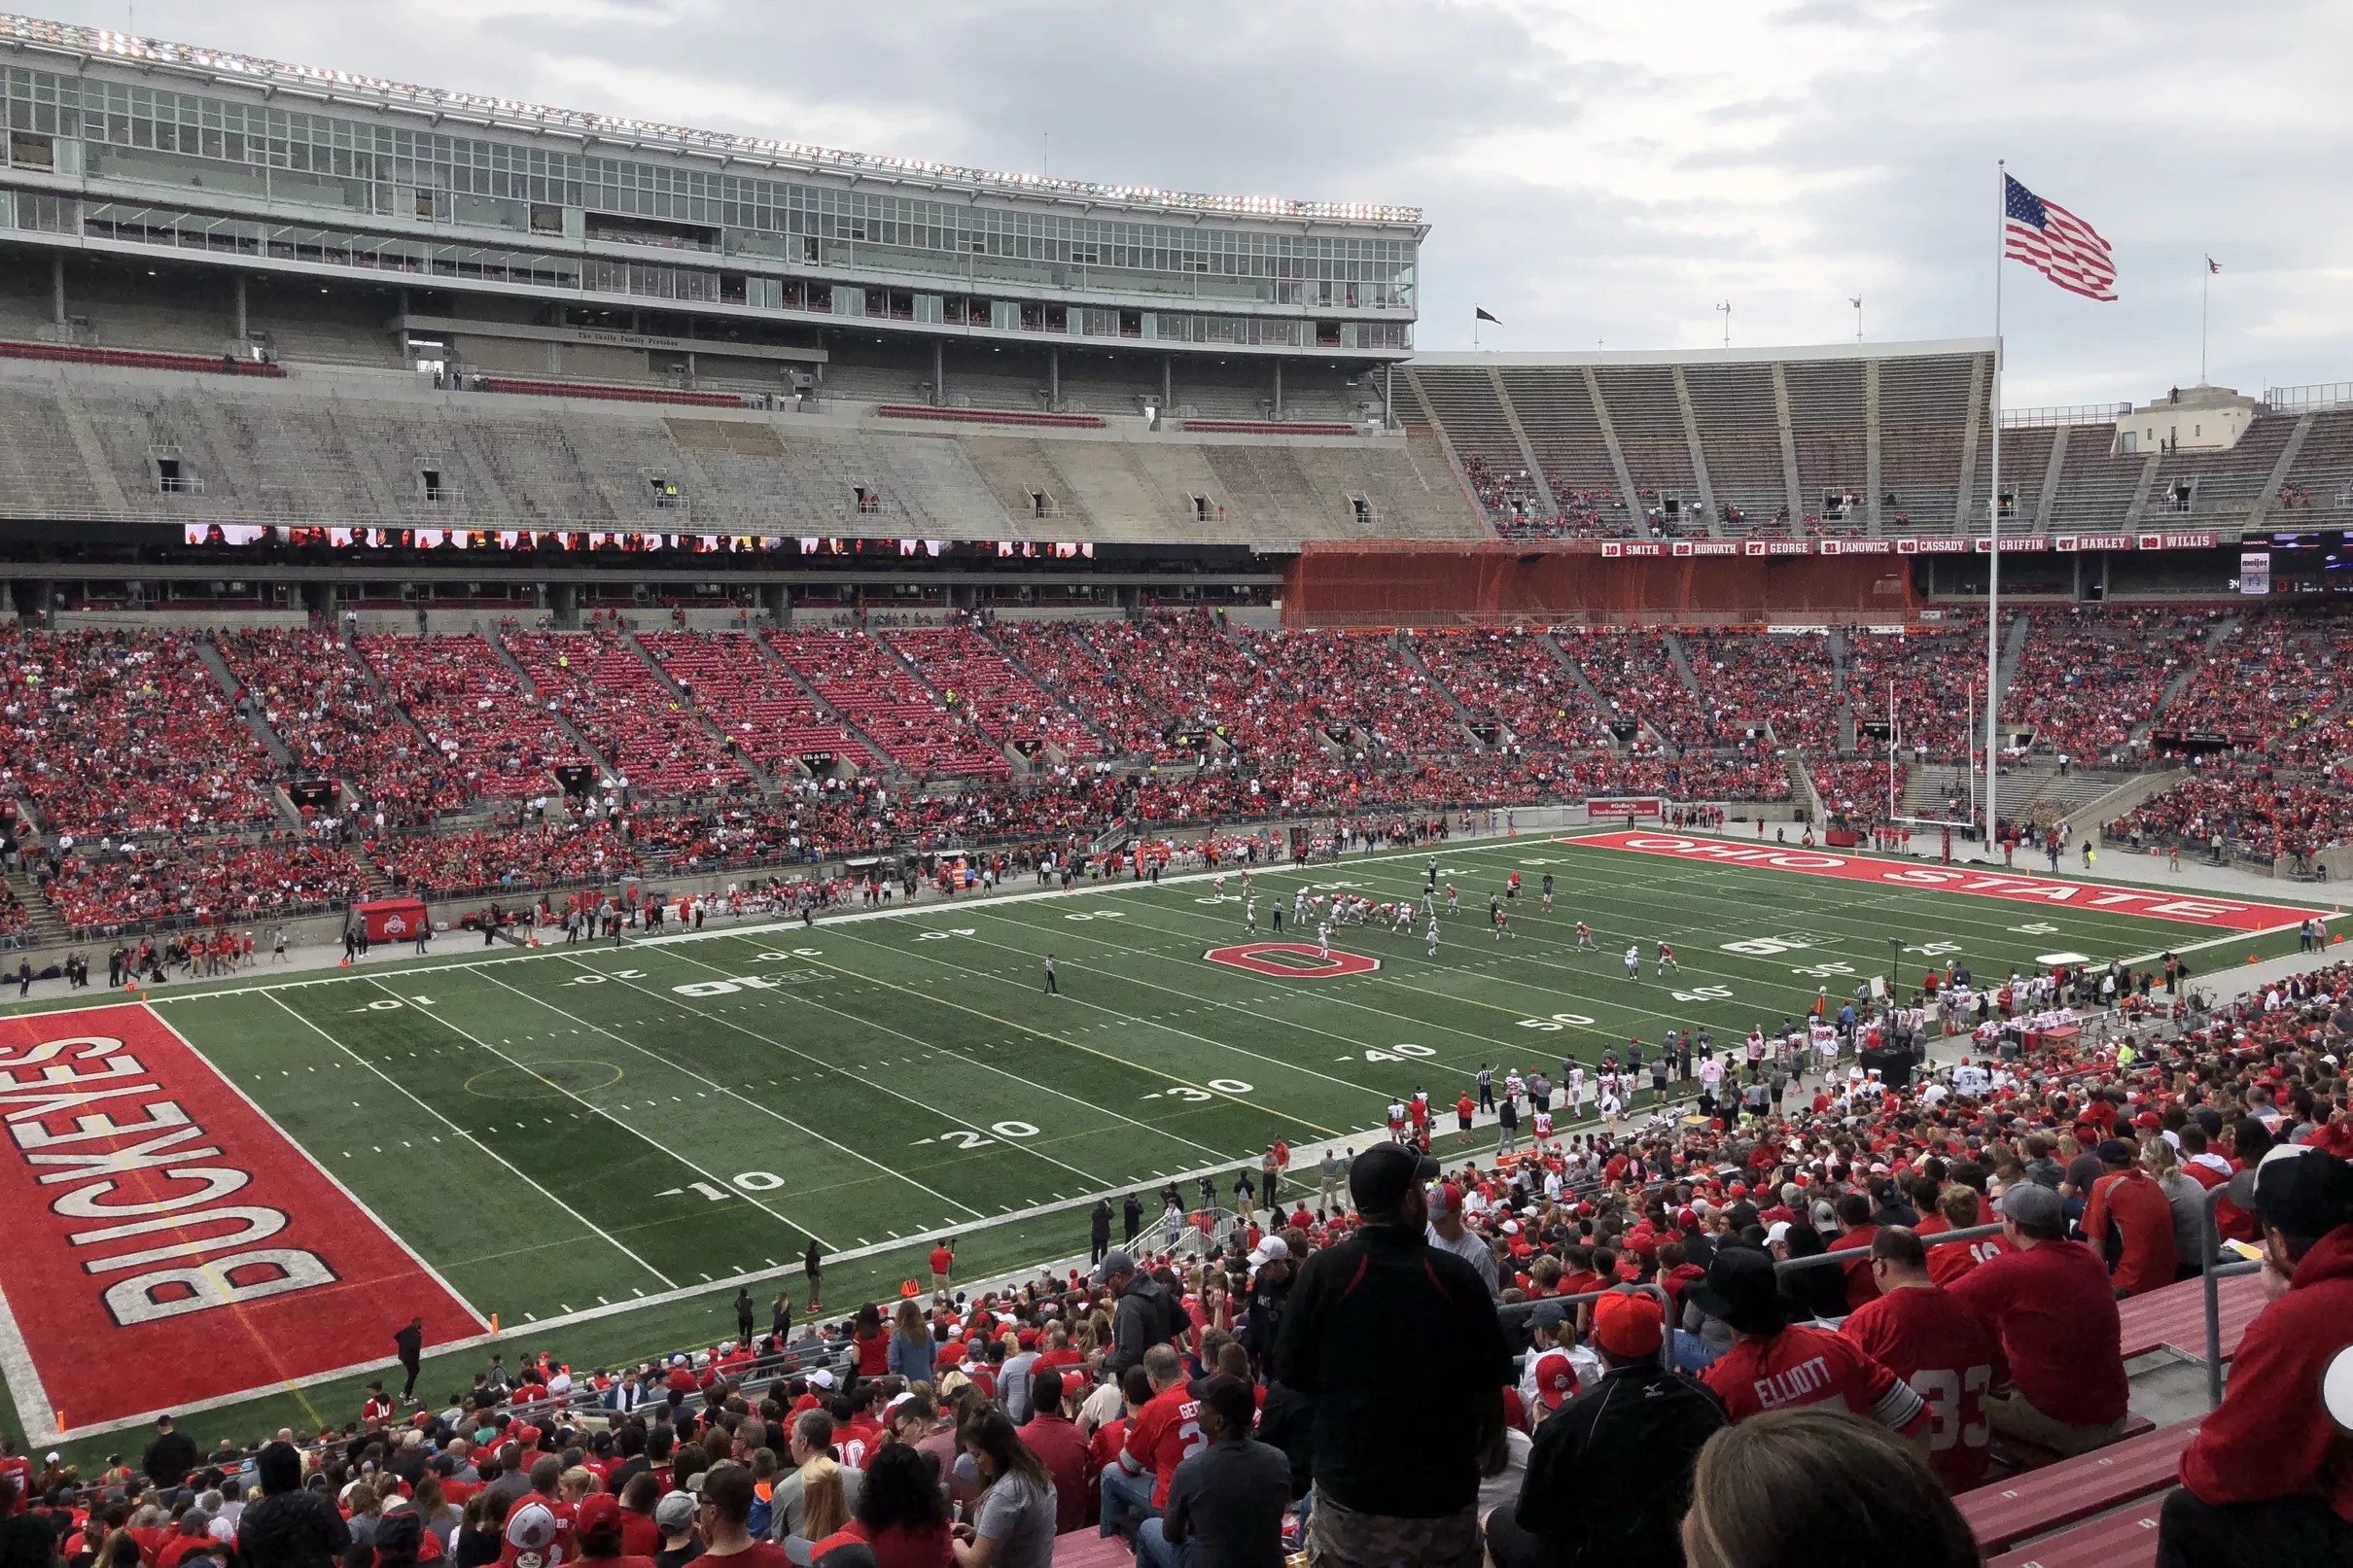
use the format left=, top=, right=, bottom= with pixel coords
left=6, top=602, right=2342, bottom=942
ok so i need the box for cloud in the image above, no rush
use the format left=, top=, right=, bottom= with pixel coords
left=34, top=0, right=2351, bottom=402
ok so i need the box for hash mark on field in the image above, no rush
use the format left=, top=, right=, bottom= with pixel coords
left=561, top=1303, right=575, bottom=1312
left=523, top=1312, right=537, bottom=1322
left=598, top=1296, right=611, bottom=1306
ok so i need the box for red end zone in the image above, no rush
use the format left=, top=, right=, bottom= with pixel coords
left=0, top=1004, right=483, bottom=1439
left=1565, top=832, right=2329, bottom=933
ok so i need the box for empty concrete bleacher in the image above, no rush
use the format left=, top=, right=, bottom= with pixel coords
left=0, top=359, right=1478, bottom=542
left=2274, top=407, right=2353, bottom=521
left=1684, top=362, right=1784, bottom=524
left=2144, top=413, right=2297, bottom=522
left=1592, top=365, right=1696, bottom=502
left=2045, top=426, right=2150, bottom=532
left=1493, top=366, right=1621, bottom=514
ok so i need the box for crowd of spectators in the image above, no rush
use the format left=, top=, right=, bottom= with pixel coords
left=1459, top=453, right=1544, bottom=517
left=2104, top=757, right=2353, bottom=865
left=1843, top=612, right=1993, bottom=761
left=886, top=624, right=1105, bottom=763
left=22, top=950, right=2343, bottom=1568
left=0, top=625, right=282, bottom=836
left=22, top=834, right=371, bottom=938
left=1405, top=630, right=1614, bottom=754
left=988, top=620, right=1185, bottom=761
left=1492, top=487, right=1627, bottom=540
left=358, top=633, right=589, bottom=801
left=2157, top=608, right=2353, bottom=761
left=1809, top=756, right=1907, bottom=825
left=1233, top=628, right=1474, bottom=757
left=1681, top=630, right=1843, bottom=751
left=215, top=628, right=467, bottom=824
left=2004, top=608, right=2213, bottom=764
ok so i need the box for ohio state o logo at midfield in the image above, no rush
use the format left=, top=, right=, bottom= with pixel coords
left=1202, top=942, right=1381, bottom=978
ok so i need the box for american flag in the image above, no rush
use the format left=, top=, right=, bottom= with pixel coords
left=2003, top=174, right=2117, bottom=301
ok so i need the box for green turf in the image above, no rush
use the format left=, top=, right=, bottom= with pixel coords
left=4, top=830, right=2320, bottom=1464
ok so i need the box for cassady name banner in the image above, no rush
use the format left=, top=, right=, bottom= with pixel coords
left=0, top=1004, right=482, bottom=1437
left=1569, top=833, right=2327, bottom=933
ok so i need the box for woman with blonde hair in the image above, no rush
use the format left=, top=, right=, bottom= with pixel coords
left=1681, top=1408, right=1975, bottom=1568
left=796, top=1458, right=852, bottom=1547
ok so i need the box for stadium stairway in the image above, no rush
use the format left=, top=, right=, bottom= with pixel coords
left=1999, top=609, right=2034, bottom=693
left=1658, top=630, right=1706, bottom=700
left=2079, top=768, right=2187, bottom=843
left=1538, top=632, right=1619, bottom=744
left=5, top=867, right=72, bottom=951
left=488, top=632, right=616, bottom=781
left=977, top=621, right=1121, bottom=754
left=193, top=632, right=300, bottom=775
left=2135, top=615, right=2242, bottom=744
left=620, top=631, right=784, bottom=794
left=747, top=632, right=897, bottom=776
left=1392, top=630, right=1484, bottom=738
left=1788, top=755, right=1823, bottom=819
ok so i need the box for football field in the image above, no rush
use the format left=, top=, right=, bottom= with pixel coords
left=0, top=828, right=2326, bottom=1456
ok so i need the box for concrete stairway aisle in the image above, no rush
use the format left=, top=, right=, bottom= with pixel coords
left=621, top=631, right=782, bottom=794
left=746, top=636, right=899, bottom=777
left=487, top=631, right=615, bottom=779
left=5, top=868, right=71, bottom=951
left=1659, top=630, right=1705, bottom=699
left=976, top=622, right=1121, bottom=752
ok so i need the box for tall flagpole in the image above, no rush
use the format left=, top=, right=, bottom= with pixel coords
left=2200, top=264, right=2209, bottom=384
left=1986, top=160, right=2004, bottom=860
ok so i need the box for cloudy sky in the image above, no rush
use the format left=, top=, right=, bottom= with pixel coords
left=47, top=0, right=2350, bottom=403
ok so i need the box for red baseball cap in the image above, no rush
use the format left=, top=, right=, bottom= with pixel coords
left=575, top=1494, right=622, bottom=1537
left=1592, top=1291, right=1666, bottom=1360
left=1532, top=1351, right=1579, bottom=1410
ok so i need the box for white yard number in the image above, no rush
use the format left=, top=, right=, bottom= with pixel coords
left=1364, top=1043, right=1437, bottom=1062
left=1670, top=985, right=1735, bottom=1003
left=1722, top=936, right=1809, bottom=957
left=1065, top=910, right=1126, bottom=922
left=1905, top=941, right=1962, bottom=957
left=1154, top=1080, right=1255, bottom=1102
left=1794, top=960, right=1857, bottom=979
left=733, top=1171, right=784, bottom=1192
left=753, top=950, right=824, bottom=960
left=921, top=1122, right=1040, bottom=1151
left=2009, top=923, right=2059, bottom=936
left=915, top=927, right=977, bottom=941
left=1516, top=1012, right=1598, bottom=1031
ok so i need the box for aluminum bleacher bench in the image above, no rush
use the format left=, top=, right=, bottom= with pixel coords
left=1961, top=1418, right=2196, bottom=1555
left=1048, top=1530, right=1132, bottom=1568
left=2114, top=1271, right=2262, bottom=1361
left=1985, top=1494, right=2168, bottom=1568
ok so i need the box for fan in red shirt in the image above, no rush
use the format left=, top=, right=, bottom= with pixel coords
left=1839, top=1227, right=2005, bottom=1490
left=1823, top=1193, right=1881, bottom=1309
left=1687, top=1248, right=1926, bottom=1436
left=2160, top=1144, right=2353, bottom=1564
left=2080, top=1139, right=2178, bottom=1296
left=1917, top=1185, right=2011, bottom=1286
left=1108, top=1343, right=1207, bottom=1533
left=1947, top=1182, right=2129, bottom=1456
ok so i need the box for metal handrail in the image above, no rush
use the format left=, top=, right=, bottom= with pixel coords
left=1499, top=1282, right=1679, bottom=1374
left=2200, top=1180, right=2265, bottom=1410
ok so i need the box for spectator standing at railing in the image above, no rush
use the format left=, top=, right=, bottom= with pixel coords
left=2158, top=1145, right=2353, bottom=1567
left=1274, top=1145, right=1509, bottom=1568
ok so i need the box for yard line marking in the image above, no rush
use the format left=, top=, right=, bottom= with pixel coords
left=690, top=937, right=1240, bottom=1165
left=260, top=992, right=676, bottom=1290
left=583, top=946, right=1126, bottom=1195
left=491, top=961, right=982, bottom=1223
left=774, top=925, right=1365, bottom=1132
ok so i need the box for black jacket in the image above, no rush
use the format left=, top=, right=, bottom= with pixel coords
left=237, top=1490, right=353, bottom=1568
left=1509, top=1362, right=1728, bottom=1568
left=141, top=1431, right=197, bottom=1487
left=1274, top=1223, right=1510, bottom=1516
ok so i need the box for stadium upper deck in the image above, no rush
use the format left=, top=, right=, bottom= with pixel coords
left=0, top=13, right=1420, bottom=370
